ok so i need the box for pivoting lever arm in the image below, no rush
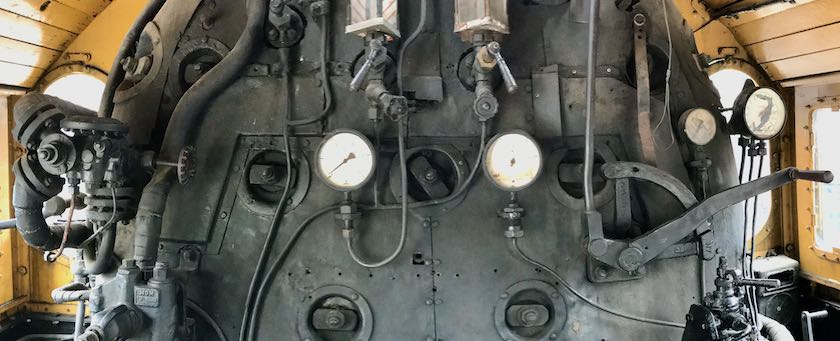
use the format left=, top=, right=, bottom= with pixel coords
left=350, top=39, right=386, bottom=91
left=590, top=167, right=833, bottom=272
left=485, top=42, right=517, bottom=93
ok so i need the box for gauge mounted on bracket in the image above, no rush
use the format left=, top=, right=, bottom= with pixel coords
left=483, top=130, right=543, bottom=192
left=728, top=82, right=787, bottom=140
left=678, top=108, right=717, bottom=146
left=315, top=129, right=376, bottom=192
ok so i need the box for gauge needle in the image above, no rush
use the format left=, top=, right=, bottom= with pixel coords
left=328, top=152, right=356, bottom=176
left=755, top=94, right=774, bottom=130
left=693, top=118, right=706, bottom=134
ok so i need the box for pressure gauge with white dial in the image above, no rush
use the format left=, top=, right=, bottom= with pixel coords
left=315, top=129, right=376, bottom=191
left=678, top=108, right=717, bottom=146
left=483, top=131, right=543, bottom=192
left=731, top=86, right=787, bottom=140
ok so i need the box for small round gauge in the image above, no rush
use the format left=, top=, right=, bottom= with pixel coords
left=678, top=108, right=717, bottom=146
left=483, top=131, right=543, bottom=191
left=731, top=87, right=787, bottom=140
left=315, top=129, right=376, bottom=191
left=743, top=88, right=786, bottom=139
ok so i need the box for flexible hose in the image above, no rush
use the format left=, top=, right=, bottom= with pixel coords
left=509, top=238, right=685, bottom=328
left=367, top=122, right=487, bottom=211
left=345, top=122, right=408, bottom=268
left=289, top=5, right=332, bottom=126
left=134, top=0, right=265, bottom=268
left=241, top=48, right=295, bottom=341
left=83, top=226, right=116, bottom=275
left=758, top=314, right=795, bottom=341
left=158, top=0, right=267, bottom=160
left=99, top=0, right=167, bottom=118
left=187, top=300, right=228, bottom=341
left=249, top=204, right=339, bottom=340
left=397, top=0, right=427, bottom=96
left=80, top=187, right=118, bottom=247
left=748, top=151, right=766, bottom=332
left=45, top=186, right=77, bottom=262
left=582, top=0, right=600, bottom=212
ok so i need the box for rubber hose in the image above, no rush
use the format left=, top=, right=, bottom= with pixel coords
left=99, top=0, right=168, bottom=118
left=758, top=314, right=795, bottom=341
left=132, top=0, right=267, bottom=267
left=12, top=162, right=63, bottom=250
left=157, top=0, right=267, bottom=160
left=83, top=226, right=117, bottom=275
left=133, top=167, right=174, bottom=269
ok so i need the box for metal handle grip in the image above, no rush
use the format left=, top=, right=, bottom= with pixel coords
left=349, top=41, right=384, bottom=92
left=737, top=278, right=781, bottom=288
left=486, top=42, right=518, bottom=93
left=350, top=57, right=375, bottom=92
left=791, top=169, right=834, bottom=183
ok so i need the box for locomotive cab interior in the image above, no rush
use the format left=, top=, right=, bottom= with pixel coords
left=0, top=0, right=839, bottom=340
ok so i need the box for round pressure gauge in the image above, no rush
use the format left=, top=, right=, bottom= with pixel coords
left=483, top=131, right=543, bottom=191
left=678, top=108, right=717, bottom=146
left=731, top=87, right=787, bottom=140
left=315, top=129, right=376, bottom=191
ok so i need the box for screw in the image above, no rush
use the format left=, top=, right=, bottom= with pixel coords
left=37, top=148, right=50, bottom=160
left=520, top=308, right=539, bottom=325
left=262, top=167, right=276, bottom=180
left=425, top=299, right=433, bottom=305
left=595, top=266, right=609, bottom=279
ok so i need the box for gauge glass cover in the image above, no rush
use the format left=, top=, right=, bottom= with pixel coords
left=316, top=130, right=375, bottom=191
left=484, top=132, right=542, bottom=191
left=744, top=88, right=786, bottom=139
left=680, top=108, right=717, bottom=146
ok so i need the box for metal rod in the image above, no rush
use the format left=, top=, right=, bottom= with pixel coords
left=583, top=0, right=600, bottom=212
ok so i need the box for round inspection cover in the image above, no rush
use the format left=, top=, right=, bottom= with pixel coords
left=546, top=143, right=617, bottom=210
left=494, top=280, right=567, bottom=341
left=387, top=144, right=469, bottom=216
left=238, top=149, right=310, bottom=215
left=297, top=285, right=373, bottom=341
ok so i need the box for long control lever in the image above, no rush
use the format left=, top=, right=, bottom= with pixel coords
left=350, top=39, right=386, bottom=91
left=589, top=166, right=833, bottom=272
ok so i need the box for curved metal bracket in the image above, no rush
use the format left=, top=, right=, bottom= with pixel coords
left=590, top=164, right=833, bottom=272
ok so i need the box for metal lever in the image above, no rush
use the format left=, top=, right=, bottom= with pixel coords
left=350, top=39, right=385, bottom=91
left=485, top=42, right=518, bottom=93
left=736, top=277, right=781, bottom=288
left=590, top=166, right=833, bottom=272
left=792, top=169, right=835, bottom=183
left=801, top=310, right=828, bottom=341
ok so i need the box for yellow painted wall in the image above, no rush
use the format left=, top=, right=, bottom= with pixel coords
left=39, top=0, right=150, bottom=87
left=0, top=0, right=150, bottom=318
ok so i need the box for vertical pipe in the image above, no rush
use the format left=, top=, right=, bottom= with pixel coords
left=569, top=0, right=590, bottom=24
left=582, top=0, right=600, bottom=212
left=74, top=300, right=86, bottom=338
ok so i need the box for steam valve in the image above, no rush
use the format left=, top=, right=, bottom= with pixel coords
left=485, top=42, right=517, bottom=93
